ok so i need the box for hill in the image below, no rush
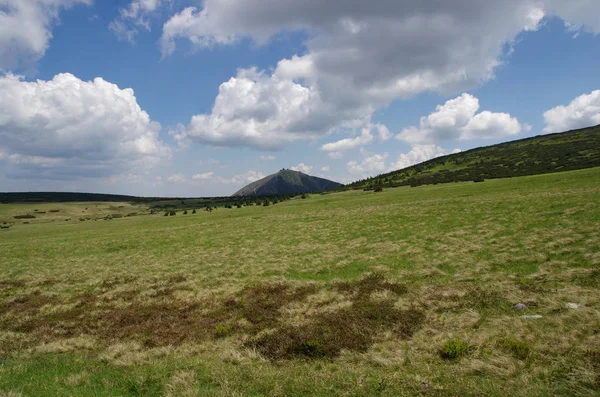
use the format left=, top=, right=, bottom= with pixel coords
left=347, top=124, right=600, bottom=190
left=232, top=169, right=342, bottom=197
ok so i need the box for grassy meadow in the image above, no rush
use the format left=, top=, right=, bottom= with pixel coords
left=1, top=167, right=599, bottom=396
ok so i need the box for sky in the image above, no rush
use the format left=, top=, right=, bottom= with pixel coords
left=0, top=0, right=599, bottom=197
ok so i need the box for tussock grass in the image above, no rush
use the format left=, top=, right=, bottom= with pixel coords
left=0, top=167, right=599, bottom=395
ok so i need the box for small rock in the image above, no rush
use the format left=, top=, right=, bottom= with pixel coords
left=420, top=382, right=430, bottom=390
left=520, top=315, right=543, bottom=319
left=513, top=303, right=527, bottom=311
left=565, top=302, right=579, bottom=309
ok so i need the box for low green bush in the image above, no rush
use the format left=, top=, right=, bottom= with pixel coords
left=497, top=338, right=530, bottom=360
left=440, top=340, right=470, bottom=360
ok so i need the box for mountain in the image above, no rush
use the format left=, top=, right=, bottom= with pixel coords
left=346, top=124, right=600, bottom=190
left=232, top=169, right=343, bottom=197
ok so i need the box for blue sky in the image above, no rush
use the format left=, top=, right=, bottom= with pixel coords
left=1, top=1, right=599, bottom=197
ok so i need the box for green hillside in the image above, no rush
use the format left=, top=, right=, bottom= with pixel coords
left=347, top=124, right=600, bottom=190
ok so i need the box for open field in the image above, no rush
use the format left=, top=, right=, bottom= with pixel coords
left=1, top=168, right=599, bottom=396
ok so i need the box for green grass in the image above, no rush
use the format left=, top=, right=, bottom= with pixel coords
left=1, top=167, right=600, bottom=396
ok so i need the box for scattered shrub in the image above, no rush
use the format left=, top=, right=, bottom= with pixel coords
left=183, top=210, right=188, bottom=215
left=301, top=194, right=308, bottom=199
left=440, top=340, right=470, bottom=360
left=374, top=187, right=383, bottom=193
left=13, top=214, right=36, bottom=219
left=164, top=212, right=169, bottom=216
left=169, top=211, right=176, bottom=216
left=215, top=324, right=232, bottom=338
left=192, top=209, right=196, bottom=214
left=498, top=338, right=530, bottom=360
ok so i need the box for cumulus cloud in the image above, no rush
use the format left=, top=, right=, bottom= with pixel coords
left=167, top=173, right=185, bottom=183
left=109, top=0, right=168, bottom=43
left=321, top=129, right=373, bottom=153
left=328, top=151, right=344, bottom=160
left=398, top=94, right=528, bottom=144
left=542, top=89, right=600, bottom=133
left=192, top=172, right=214, bottom=180
left=347, top=150, right=389, bottom=177
left=391, top=145, right=458, bottom=171
left=214, top=170, right=265, bottom=185
left=184, top=66, right=348, bottom=149
left=0, top=73, right=169, bottom=179
left=0, top=0, right=91, bottom=70
left=321, top=166, right=330, bottom=172
left=291, top=163, right=313, bottom=174
left=347, top=145, right=461, bottom=178
left=320, top=123, right=390, bottom=153
left=161, top=1, right=600, bottom=151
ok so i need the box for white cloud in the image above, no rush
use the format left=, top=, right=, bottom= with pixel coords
left=260, top=155, right=276, bottom=161
left=398, top=94, right=528, bottom=144
left=375, top=124, right=393, bottom=141
left=347, top=150, right=389, bottom=177
left=192, top=172, right=214, bottom=180
left=321, top=166, right=330, bottom=172
left=390, top=144, right=454, bottom=171
left=0, top=73, right=169, bottom=180
left=542, top=89, right=600, bottom=134
left=214, top=170, right=265, bottom=185
left=347, top=145, right=461, bottom=178
left=0, top=0, right=91, bottom=70
left=320, top=123, right=391, bottom=153
left=291, top=163, right=313, bottom=174
left=328, top=151, right=343, bottom=160
left=161, top=0, right=594, bottom=150
left=184, top=66, right=348, bottom=149
left=167, top=173, right=185, bottom=183
left=321, top=128, right=373, bottom=152
left=109, top=0, right=168, bottom=43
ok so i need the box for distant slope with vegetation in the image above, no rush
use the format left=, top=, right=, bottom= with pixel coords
left=233, top=169, right=342, bottom=197
left=347, top=125, right=600, bottom=190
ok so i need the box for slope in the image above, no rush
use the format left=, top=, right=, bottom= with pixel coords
left=347, top=124, right=600, bottom=190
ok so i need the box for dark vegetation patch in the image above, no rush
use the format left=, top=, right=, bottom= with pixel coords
left=13, top=214, right=36, bottom=219
left=572, top=269, right=600, bottom=287
left=0, top=280, right=26, bottom=295
left=497, top=338, right=531, bottom=360
left=334, top=273, right=407, bottom=297
left=250, top=303, right=424, bottom=360
left=588, top=351, right=600, bottom=390
left=249, top=274, right=423, bottom=360
left=461, top=287, right=512, bottom=312
left=223, top=283, right=318, bottom=333
left=0, top=275, right=424, bottom=361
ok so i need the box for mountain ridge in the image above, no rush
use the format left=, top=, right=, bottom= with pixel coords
left=232, top=169, right=342, bottom=197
